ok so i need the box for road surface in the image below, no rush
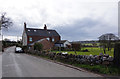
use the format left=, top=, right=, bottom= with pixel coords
left=2, top=46, right=101, bottom=77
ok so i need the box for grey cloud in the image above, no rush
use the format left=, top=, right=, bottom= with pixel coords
left=1, top=0, right=117, bottom=41
left=53, top=18, right=117, bottom=41
left=2, top=17, right=117, bottom=41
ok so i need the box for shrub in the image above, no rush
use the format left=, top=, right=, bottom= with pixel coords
left=16, top=43, right=22, bottom=47
left=72, top=43, right=81, bottom=51
left=22, top=45, right=27, bottom=48
left=21, top=46, right=28, bottom=53
left=34, top=43, right=43, bottom=51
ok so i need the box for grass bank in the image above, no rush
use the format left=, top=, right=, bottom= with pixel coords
left=72, top=64, right=120, bottom=75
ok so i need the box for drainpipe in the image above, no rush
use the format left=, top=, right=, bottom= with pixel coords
left=59, top=40, right=61, bottom=53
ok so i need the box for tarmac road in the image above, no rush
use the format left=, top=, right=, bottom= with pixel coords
left=2, top=46, right=101, bottom=77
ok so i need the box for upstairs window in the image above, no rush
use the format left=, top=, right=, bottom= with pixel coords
left=34, top=30, right=36, bottom=32
left=29, top=37, right=32, bottom=42
left=52, top=38, right=54, bottom=42
left=28, top=29, right=30, bottom=32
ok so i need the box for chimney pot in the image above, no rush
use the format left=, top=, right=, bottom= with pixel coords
left=24, top=22, right=26, bottom=29
left=44, top=24, right=47, bottom=30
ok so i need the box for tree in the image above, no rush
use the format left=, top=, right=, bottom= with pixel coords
left=0, top=12, right=13, bottom=29
left=71, top=42, right=81, bottom=55
left=34, top=43, right=43, bottom=51
left=4, top=38, right=10, bottom=42
left=0, top=12, right=13, bottom=51
left=99, top=33, right=119, bottom=54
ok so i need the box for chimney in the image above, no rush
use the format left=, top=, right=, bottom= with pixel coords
left=24, top=22, right=26, bottom=29
left=44, top=24, right=47, bottom=30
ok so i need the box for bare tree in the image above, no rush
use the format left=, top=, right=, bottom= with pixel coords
left=99, top=33, right=119, bottom=54
left=0, top=12, right=13, bottom=29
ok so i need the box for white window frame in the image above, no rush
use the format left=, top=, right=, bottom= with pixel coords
left=29, top=37, right=32, bottom=42
left=52, top=38, right=54, bottom=42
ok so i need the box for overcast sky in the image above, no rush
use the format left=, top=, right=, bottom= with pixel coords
left=0, top=0, right=119, bottom=41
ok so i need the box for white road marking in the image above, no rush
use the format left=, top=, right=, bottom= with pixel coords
left=10, top=50, right=23, bottom=77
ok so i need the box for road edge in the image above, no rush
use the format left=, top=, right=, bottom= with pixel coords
left=26, top=53, right=103, bottom=77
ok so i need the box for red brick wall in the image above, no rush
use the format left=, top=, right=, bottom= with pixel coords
left=39, top=39, right=54, bottom=50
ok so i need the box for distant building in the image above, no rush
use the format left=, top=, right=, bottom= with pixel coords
left=55, top=40, right=71, bottom=47
left=22, top=22, right=61, bottom=47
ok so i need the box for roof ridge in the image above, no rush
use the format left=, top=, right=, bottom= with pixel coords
left=26, top=28, right=55, bottom=31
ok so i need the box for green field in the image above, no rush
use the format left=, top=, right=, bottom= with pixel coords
left=52, top=47, right=114, bottom=57
left=82, top=43, right=100, bottom=46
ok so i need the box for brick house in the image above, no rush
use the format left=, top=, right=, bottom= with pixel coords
left=22, top=22, right=61, bottom=47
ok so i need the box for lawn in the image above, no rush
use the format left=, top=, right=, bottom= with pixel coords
left=52, top=47, right=114, bottom=57
left=82, top=43, right=100, bottom=46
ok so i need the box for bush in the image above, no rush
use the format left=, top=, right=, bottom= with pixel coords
left=21, top=46, right=28, bottom=53
left=34, top=43, right=43, bottom=51
left=72, top=43, right=81, bottom=51
left=16, top=43, right=22, bottom=47
left=81, top=49, right=89, bottom=52
left=22, top=46, right=27, bottom=49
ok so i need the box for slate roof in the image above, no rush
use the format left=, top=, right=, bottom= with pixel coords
left=25, top=28, right=60, bottom=37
